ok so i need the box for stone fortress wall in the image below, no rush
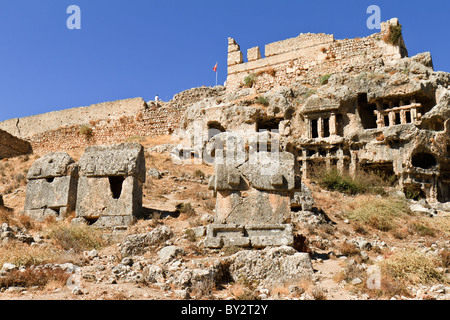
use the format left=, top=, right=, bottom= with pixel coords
left=0, top=18, right=408, bottom=155
left=226, top=18, right=407, bottom=91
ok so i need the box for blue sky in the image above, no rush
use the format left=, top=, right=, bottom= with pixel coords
left=0, top=0, right=449, bottom=122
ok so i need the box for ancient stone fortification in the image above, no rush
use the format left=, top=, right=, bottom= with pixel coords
left=4, top=17, right=450, bottom=224
left=180, top=18, right=450, bottom=207
left=227, top=19, right=407, bottom=91
left=0, top=129, right=32, bottom=159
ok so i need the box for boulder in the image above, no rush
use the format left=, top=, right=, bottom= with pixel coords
left=120, top=226, right=174, bottom=257
left=225, top=246, right=313, bottom=287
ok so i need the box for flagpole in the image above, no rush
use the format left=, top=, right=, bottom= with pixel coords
left=215, top=62, right=218, bottom=87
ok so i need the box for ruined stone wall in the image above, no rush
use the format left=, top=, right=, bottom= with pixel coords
left=226, top=20, right=406, bottom=91
left=26, top=104, right=183, bottom=153
left=0, top=98, right=147, bottom=139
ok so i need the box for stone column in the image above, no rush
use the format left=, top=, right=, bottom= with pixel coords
left=305, top=118, right=311, bottom=139
left=330, top=113, right=337, bottom=135
left=337, top=148, right=345, bottom=174
left=400, top=110, right=407, bottom=124
left=388, top=111, right=396, bottom=127
left=318, top=117, right=323, bottom=138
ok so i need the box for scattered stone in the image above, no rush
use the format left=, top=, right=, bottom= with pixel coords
left=147, top=168, right=162, bottom=180
left=158, top=246, right=185, bottom=263
left=83, top=249, right=98, bottom=260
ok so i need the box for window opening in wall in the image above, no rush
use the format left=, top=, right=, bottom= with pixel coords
left=395, top=112, right=401, bottom=125
left=384, top=115, right=390, bottom=127
left=319, top=149, right=327, bottom=157
left=46, top=178, right=54, bottom=183
left=307, top=149, right=316, bottom=157
left=207, top=121, right=226, bottom=140
left=393, top=100, right=400, bottom=108
left=85, top=217, right=99, bottom=226
left=109, top=176, right=125, bottom=199
left=411, top=153, right=437, bottom=169
left=359, top=101, right=377, bottom=129
left=257, top=118, right=282, bottom=132
left=405, top=111, right=411, bottom=123
left=323, top=118, right=330, bottom=137
left=311, top=119, right=318, bottom=138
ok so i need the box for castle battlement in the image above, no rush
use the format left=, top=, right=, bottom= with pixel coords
left=226, top=18, right=408, bottom=91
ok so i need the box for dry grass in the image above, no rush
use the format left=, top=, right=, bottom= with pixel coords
left=0, top=268, right=70, bottom=289
left=47, top=222, right=107, bottom=253
left=0, top=242, right=62, bottom=267
left=345, top=196, right=409, bottom=232
left=228, top=283, right=259, bottom=300
left=338, top=242, right=360, bottom=257
left=378, top=249, right=445, bottom=286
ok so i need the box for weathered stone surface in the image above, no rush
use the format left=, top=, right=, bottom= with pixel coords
left=204, top=224, right=293, bottom=249
left=24, top=152, right=78, bottom=221
left=158, top=246, right=185, bottom=263
left=291, top=183, right=314, bottom=211
left=225, top=246, right=313, bottom=287
left=78, top=143, right=146, bottom=182
left=214, top=189, right=291, bottom=225
left=75, top=143, right=145, bottom=227
left=27, top=152, right=77, bottom=179
left=120, top=226, right=174, bottom=257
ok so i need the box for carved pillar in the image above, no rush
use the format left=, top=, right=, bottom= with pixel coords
left=330, top=113, right=337, bottom=135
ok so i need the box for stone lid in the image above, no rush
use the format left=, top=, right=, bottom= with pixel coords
left=78, top=143, right=146, bottom=181
left=27, top=152, right=77, bottom=180
left=212, top=151, right=298, bottom=191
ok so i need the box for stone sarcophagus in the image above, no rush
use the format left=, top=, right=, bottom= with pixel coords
left=204, top=132, right=300, bottom=248
left=75, top=143, right=146, bottom=228
left=24, top=152, right=79, bottom=221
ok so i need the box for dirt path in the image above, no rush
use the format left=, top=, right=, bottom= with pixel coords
left=312, top=258, right=356, bottom=300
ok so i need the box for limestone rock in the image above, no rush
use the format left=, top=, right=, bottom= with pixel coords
left=158, top=246, right=185, bottom=263
left=120, top=226, right=174, bottom=257
left=225, top=246, right=313, bottom=287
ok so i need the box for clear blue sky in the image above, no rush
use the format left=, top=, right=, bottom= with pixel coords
left=0, top=0, right=449, bottom=122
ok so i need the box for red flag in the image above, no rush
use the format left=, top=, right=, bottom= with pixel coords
left=213, top=63, right=218, bottom=72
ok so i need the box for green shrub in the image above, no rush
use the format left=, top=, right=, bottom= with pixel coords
left=319, top=74, right=332, bottom=85
left=243, top=73, right=256, bottom=87
left=255, top=96, right=269, bottom=106
left=315, top=168, right=364, bottom=195
left=194, top=169, right=206, bottom=179
left=383, top=24, right=403, bottom=45
left=409, top=222, right=435, bottom=237
left=311, top=166, right=392, bottom=196
left=176, top=202, right=196, bottom=216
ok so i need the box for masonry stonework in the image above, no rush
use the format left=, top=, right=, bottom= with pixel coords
left=226, top=19, right=407, bottom=92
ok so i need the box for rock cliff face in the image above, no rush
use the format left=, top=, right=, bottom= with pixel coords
left=180, top=48, right=450, bottom=206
